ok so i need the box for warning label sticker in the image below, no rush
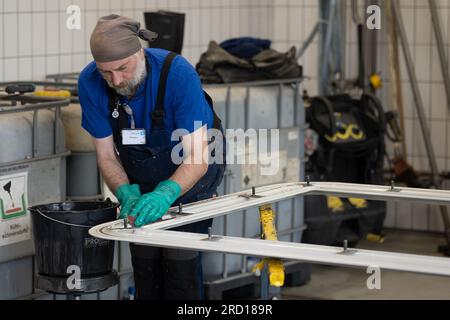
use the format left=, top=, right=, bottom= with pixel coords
left=0, top=172, right=30, bottom=246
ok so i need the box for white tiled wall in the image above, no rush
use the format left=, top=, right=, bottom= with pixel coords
left=0, top=0, right=273, bottom=81
left=270, top=0, right=320, bottom=97
left=1, top=0, right=450, bottom=232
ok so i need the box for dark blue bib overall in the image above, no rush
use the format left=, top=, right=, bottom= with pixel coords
left=108, top=52, right=225, bottom=300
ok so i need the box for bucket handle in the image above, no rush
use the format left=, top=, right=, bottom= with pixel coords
left=34, top=208, right=95, bottom=229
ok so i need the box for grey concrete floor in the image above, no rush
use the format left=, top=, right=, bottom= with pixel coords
left=282, top=229, right=450, bottom=300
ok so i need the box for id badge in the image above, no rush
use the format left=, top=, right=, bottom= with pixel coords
left=121, top=129, right=146, bottom=145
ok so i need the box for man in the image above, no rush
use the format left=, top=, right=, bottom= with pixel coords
left=78, top=14, right=225, bottom=300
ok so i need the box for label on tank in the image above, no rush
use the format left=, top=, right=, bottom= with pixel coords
left=0, top=172, right=30, bottom=246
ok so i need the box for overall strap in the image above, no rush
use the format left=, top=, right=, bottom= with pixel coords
left=152, top=52, right=178, bottom=127
left=203, top=91, right=222, bottom=130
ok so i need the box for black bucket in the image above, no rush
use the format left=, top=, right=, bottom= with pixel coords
left=29, top=200, right=119, bottom=278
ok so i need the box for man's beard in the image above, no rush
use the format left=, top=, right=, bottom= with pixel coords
left=107, top=57, right=147, bottom=97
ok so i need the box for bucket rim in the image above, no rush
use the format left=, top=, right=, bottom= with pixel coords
left=28, top=200, right=119, bottom=215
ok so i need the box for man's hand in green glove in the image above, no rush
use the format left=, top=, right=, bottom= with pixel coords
left=115, top=184, right=142, bottom=219
left=129, top=179, right=181, bottom=227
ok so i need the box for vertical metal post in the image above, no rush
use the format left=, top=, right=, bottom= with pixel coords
left=320, top=0, right=338, bottom=95
left=277, top=84, right=284, bottom=240
left=340, top=0, right=347, bottom=80
left=222, top=213, right=228, bottom=279
left=31, top=256, right=36, bottom=296
left=260, top=263, right=269, bottom=300
left=297, top=80, right=306, bottom=243
left=385, top=0, right=407, bottom=157
left=241, top=86, right=251, bottom=274
left=225, top=86, right=231, bottom=129
left=222, top=85, right=232, bottom=279
left=291, top=84, right=297, bottom=241
left=32, top=110, right=38, bottom=157
left=365, top=0, right=379, bottom=83
left=117, top=242, right=121, bottom=300
left=351, top=0, right=363, bottom=24
left=277, top=84, right=283, bottom=128
left=54, top=106, right=62, bottom=154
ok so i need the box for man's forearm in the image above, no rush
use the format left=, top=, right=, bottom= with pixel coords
left=169, top=162, right=208, bottom=196
left=169, top=125, right=209, bottom=196
left=98, top=155, right=130, bottom=194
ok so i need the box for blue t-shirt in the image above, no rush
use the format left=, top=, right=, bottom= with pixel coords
left=78, top=48, right=213, bottom=141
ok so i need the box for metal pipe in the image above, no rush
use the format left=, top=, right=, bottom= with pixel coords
left=0, top=99, right=70, bottom=114
left=241, top=211, right=247, bottom=274
left=32, top=110, right=38, bottom=158
left=340, top=0, right=347, bottom=80
left=277, top=84, right=283, bottom=128
left=0, top=151, right=71, bottom=169
left=351, top=0, right=363, bottom=24
left=240, top=86, right=251, bottom=274
left=45, top=72, right=80, bottom=81
left=296, top=23, right=321, bottom=60
left=320, top=0, right=337, bottom=94
left=225, top=86, right=231, bottom=130
left=244, top=87, right=250, bottom=131
left=54, top=106, right=62, bottom=154
left=203, top=78, right=302, bottom=89
left=385, top=0, right=407, bottom=157
left=0, top=80, right=77, bottom=88
left=222, top=215, right=228, bottom=279
left=31, top=256, right=36, bottom=296
left=366, top=0, right=379, bottom=83
left=221, top=85, right=232, bottom=280
left=117, top=242, right=122, bottom=300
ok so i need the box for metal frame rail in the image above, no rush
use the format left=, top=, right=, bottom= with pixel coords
left=91, top=181, right=450, bottom=278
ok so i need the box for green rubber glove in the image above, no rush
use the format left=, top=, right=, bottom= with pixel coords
left=115, top=184, right=142, bottom=219
left=130, top=180, right=182, bottom=227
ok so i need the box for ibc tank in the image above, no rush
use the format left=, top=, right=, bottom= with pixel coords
left=202, top=84, right=301, bottom=281
left=22, top=110, right=57, bottom=156
left=61, top=103, right=100, bottom=199
left=204, top=87, right=247, bottom=130
left=61, top=103, right=95, bottom=152
left=0, top=114, right=32, bottom=163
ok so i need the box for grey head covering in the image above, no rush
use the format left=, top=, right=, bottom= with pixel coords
left=90, top=14, right=158, bottom=62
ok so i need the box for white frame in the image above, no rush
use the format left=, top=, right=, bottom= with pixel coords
left=89, top=182, right=450, bottom=277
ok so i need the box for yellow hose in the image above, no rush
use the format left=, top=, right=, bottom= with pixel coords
left=34, top=90, right=71, bottom=98
left=254, top=204, right=285, bottom=287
